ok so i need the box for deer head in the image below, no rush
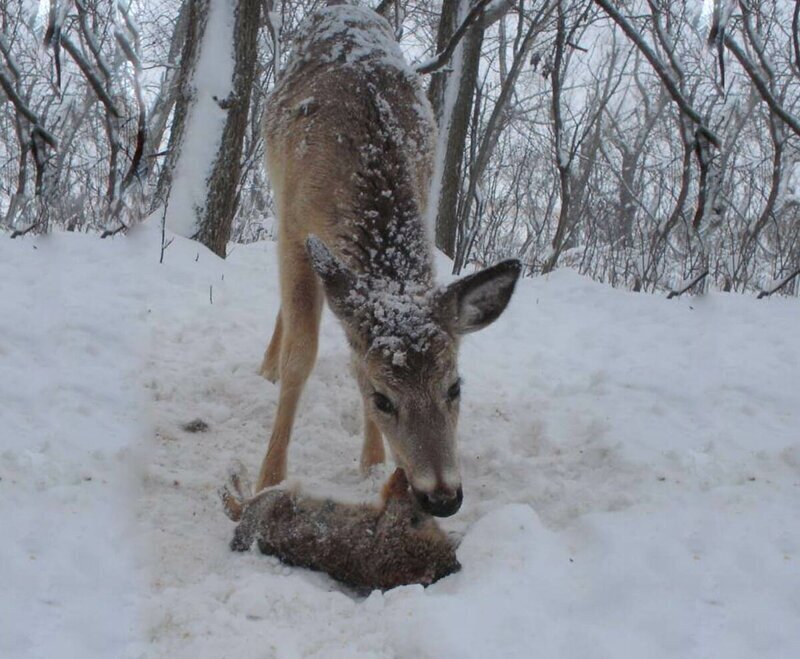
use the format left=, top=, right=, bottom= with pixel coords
left=308, top=236, right=520, bottom=516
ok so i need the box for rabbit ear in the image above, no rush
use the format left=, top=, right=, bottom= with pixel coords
left=381, top=468, right=410, bottom=501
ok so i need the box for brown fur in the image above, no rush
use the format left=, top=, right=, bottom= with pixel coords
left=255, top=4, right=521, bottom=515
left=221, top=468, right=460, bottom=592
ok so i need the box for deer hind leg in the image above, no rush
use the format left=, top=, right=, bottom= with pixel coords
left=256, top=253, right=322, bottom=491
left=360, top=410, right=386, bottom=475
left=259, top=309, right=283, bottom=382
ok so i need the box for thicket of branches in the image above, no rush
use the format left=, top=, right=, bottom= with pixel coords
left=2, top=0, right=798, bottom=296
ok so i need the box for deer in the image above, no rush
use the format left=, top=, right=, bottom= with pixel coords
left=255, top=2, right=521, bottom=517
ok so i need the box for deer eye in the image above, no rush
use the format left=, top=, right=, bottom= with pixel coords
left=372, top=392, right=395, bottom=415
left=447, top=379, right=461, bottom=401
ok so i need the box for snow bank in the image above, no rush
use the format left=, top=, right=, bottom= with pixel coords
left=1, top=225, right=798, bottom=657
left=0, top=231, right=150, bottom=657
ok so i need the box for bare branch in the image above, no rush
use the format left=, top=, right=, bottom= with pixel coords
left=115, top=24, right=147, bottom=188
left=758, top=268, right=800, bottom=299
left=415, top=0, right=495, bottom=74
left=592, top=0, right=720, bottom=147
left=0, top=68, right=58, bottom=148
left=723, top=33, right=800, bottom=139
left=667, top=269, right=709, bottom=299
left=483, top=0, right=516, bottom=27
left=59, top=34, right=121, bottom=117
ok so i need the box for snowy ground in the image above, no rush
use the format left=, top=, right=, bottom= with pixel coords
left=1, top=224, right=799, bottom=658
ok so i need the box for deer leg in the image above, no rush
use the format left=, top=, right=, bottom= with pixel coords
left=259, top=309, right=283, bottom=382
left=360, top=409, right=386, bottom=475
left=256, top=256, right=322, bottom=491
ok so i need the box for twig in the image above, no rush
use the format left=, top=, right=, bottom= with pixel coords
left=160, top=188, right=173, bottom=263
left=0, top=69, right=58, bottom=148
left=757, top=268, right=800, bottom=299
left=59, top=34, right=121, bottom=117
left=723, top=33, right=800, bottom=139
left=10, top=218, right=45, bottom=238
left=415, top=0, right=494, bottom=74
left=666, top=269, right=709, bottom=299
left=101, top=222, right=127, bottom=238
left=115, top=26, right=147, bottom=189
left=592, top=0, right=720, bottom=147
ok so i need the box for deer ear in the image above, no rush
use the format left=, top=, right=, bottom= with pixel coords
left=306, top=235, right=356, bottom=318
left=439, top=259, right=521, bottom=335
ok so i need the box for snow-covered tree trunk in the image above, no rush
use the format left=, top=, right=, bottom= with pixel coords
left=194, top=0, right=261, bottom=257
left=157, top=0, right=261, bottom=258
left=152, top=0, right=214, bottom=215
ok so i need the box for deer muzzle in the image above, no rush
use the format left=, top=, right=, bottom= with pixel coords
left=413, top=484, right=463, bottom=517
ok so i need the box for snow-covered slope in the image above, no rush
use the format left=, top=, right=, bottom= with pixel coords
left=0, top=232, right=149, bottom=657
left=1, top=225, right=798, bottom=658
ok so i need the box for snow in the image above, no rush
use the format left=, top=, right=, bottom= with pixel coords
left=2, top=224, right=799, bottom=658
left=0, top=232, right=148, bottom=657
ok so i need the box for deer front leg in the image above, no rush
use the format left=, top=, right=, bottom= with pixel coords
left=360, top=408, right=386, bottom=475
left=256, top=261, right=322, bottom=491
left=259, top=309, right=283, bottom=382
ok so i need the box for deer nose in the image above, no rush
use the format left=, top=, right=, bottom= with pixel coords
left=414, top=485, right=463, bottom=517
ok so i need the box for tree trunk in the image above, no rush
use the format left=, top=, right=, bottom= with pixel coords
left=453, top=5, right=554, bottom=272
left=143, top=0, right=190, bottom=183
left=617, top=148, right=637, bottom=246
left=152, top=0, right=210, bottom=213
left=194, top=0, right=261, bottom=257
left=542, top=1, right=568, bottom=275
left=428, top=0, right=484, bottom=262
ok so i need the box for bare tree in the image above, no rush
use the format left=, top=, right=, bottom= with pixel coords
left=1, top=0, right=796, bottom=296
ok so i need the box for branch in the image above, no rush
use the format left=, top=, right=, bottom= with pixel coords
left=115, top=25, right=147, bottom=189
left=10, top=216, right=46, bottom=238
left=59, top=34, right=121, bottom=117
left=757, top=268, right=800, bottom=299
left=415, top=0, right=494, bottom=74
left=666, top=269, right=709, bottom=299
left=592, top=0, right=720, bottom=147
left=0, top=34, right=20, bottom=80
left=483, top=0, right=516, bottom=27
left=0, top=68, right=58, bottom=148
left=469, top=1, right=556, bottom=184
left=76, top=0, right=112, bottom=81
left=100, top=222, right=127, bottom=238
left=723, top=33, right=800, bottom=139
